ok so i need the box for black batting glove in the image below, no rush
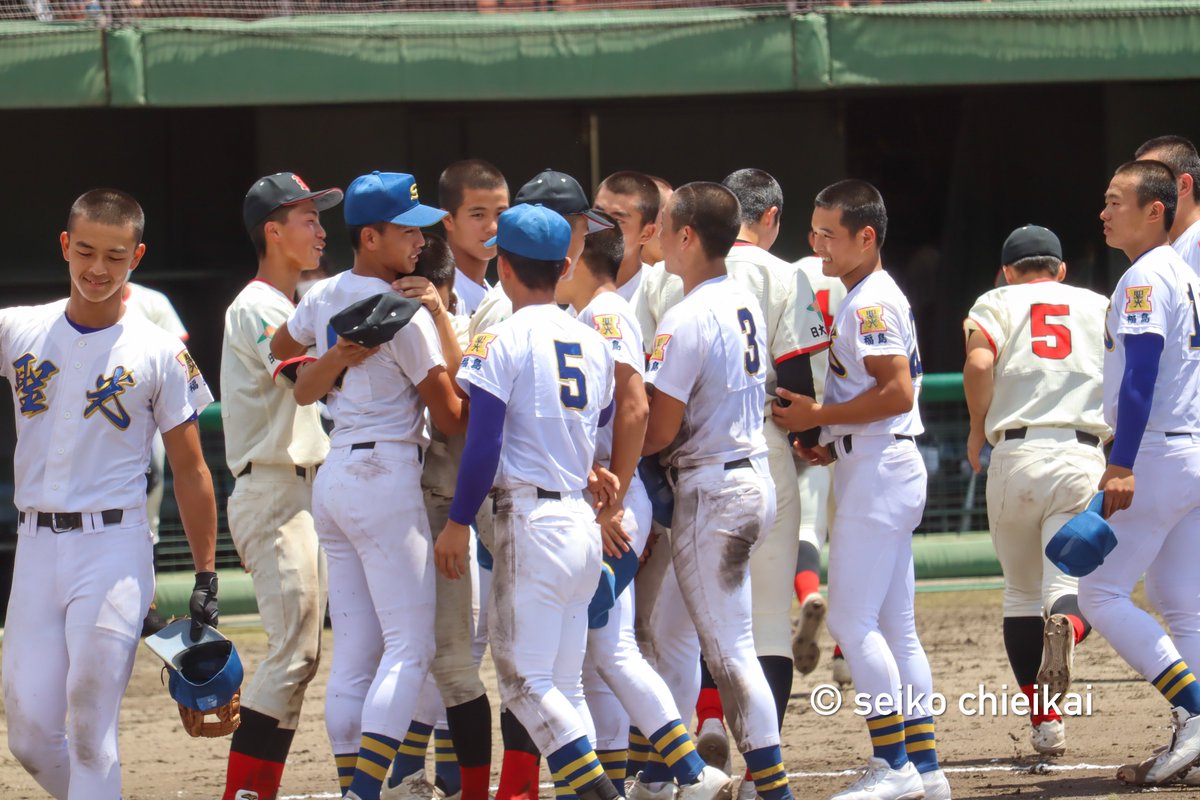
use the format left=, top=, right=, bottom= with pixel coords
left=189, top=571, right=219, bottom=642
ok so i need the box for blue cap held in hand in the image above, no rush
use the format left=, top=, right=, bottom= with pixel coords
left=1045, top=493, right=1117, bottom=577
left=487, top=203, right=571, bottom=262
left=344, top=171, right=448, bottom=228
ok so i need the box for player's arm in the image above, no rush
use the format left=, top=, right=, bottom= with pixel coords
left=772, top=353, right=913, bottom=431
left=270, top=321, right=307, bottom=361
left=607, top=362, right=648, bottom=509
left=417, top=366, right=468, bottom=436
left=775, top=354, right=819, bottom=447
left=962, top=329, right=996, bottom=474
left=436, top=386, right=504, bottom=580
left=162, top=417, right=220, bottom=640
left=292, top=338, right=378, bottom=406
left=642, top=385, right=686, bottom=456
left=1100, top=332, right=1163, bottom=518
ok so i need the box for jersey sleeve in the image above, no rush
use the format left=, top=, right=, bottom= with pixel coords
left=239, top=300, right=295, bottom=385
left=583, top=308, right=643, bottom=374
left=1113, top=263, right=1172, bottom=338
left=389, top=309, right=446, bottom=387
left=963, top=289, right=1008, bottom=355
left=773, top=267, right=830, bottom=363
left=287, top=291, right=319, bottom=346
left=154, top=341, right=215, bottom=433
left=645, top=312, right=701, bottom=403
left=844, top=296, right=910, bottom=362
left=457, top=325, right=520, bottom=403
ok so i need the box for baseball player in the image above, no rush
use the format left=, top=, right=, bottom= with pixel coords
left=270, top=171, right=467, bottom=800
left=555, top=215, right=731, bottom=800
left=217, top=172, right=340, bottom=800
left=642, top=181, right=794, bottom=800
left=1077, top=160, right=1200, bottom=785
left=1136, top=136, right=1200, bottom=275
left=640, top=177, right=674, bottom=267
left=593, top=171, right=660, bottom=301
left=432, top=203, right=622, bottom=800
left=437, top=160, right=510, bottom=317
left=772, top=180, right=949, bottom=800
left=962, top=224, right=1110, bottom=757
left=1, top=188, right=218, bottom=799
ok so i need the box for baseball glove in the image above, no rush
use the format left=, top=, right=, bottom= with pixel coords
left=178, top=689, right=241, bottom=738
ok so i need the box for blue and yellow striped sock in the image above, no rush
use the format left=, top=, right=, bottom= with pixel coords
left=626, top=729, right=651, bottom=781
left=553, top=775, right=578, bottom=800
left=743, top=745, right=791, bottom=800
left=598, top=749, right=627, bottom=796
left=387, top=722, right=432, bottom=788
left=335, top=753, right=357, bottom=796
left=348, top=732, right=401, bottom=800
left=867, top=713, right=907, bottom=769
left=1154, top=659, right=1200, bottom=715
left=639, top=749, right=672, bottom=785
left=546, top=736, right=607, bottom=796
left=434, top=728, right=462, bottom=796
left=648, top=720, right=704, bottom=785
left=903, top=716, right=939, bottom=774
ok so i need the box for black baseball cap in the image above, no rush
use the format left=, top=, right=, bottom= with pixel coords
left=516, top=169, right=613, bottom=234
left=330, top=292, right=422, bottom=348
left=243, top=172, right=343, bottom=233
left=1001, top=224, right=1062, bottom=266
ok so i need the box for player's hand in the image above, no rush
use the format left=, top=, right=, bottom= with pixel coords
left=772, top=388, right=822, bottom=432
left=966, top=427, right=986, bottom=474
left=1098, top=465, right=1135, bottom=518
left=796, top=443, right=833, bottom=466
left=331, top=336, right=379, bottom=368
left=597, top=504, right=631, bottom=557
left=588, top=466, right=620, bottom=510
left=189, top=571, right=219, bottom=642
left=435, top=521, right=471, bottom=580
left=392, top=276, right=446, bottom=317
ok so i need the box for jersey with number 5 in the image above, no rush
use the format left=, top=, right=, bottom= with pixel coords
left=964, top=281, right=1111, bottom=446
left=1103, top=245, right=1200, bottom=434
left=646, top=275, right=767, bottom=469
left=822, top=269, right=924, bottom=441
left=456, top=303, right=614, bottom=492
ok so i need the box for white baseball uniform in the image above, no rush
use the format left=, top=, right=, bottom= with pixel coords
left=1, top=301, right=212, bottom=800
left=964, top=280, right=1111, bottom=618
left=457, top=303, right=614, bottom=756
left=286, top=270, right=442, bottom=752
left=468, top=283, right=513, bottom=340
left=1173, top=218, right=1200, bottom=276
left=453, top=269, right=489, bottom=318
left=820, top=270, right=935, bottom=719
left=1079, top=245, right=1200, bottom=680
left=220, top=278, right=329, bottom=728
left=615, top=263, right=652, bottom=303
left=647, top=275, right=781, bottom=754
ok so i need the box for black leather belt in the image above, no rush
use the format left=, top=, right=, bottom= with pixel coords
left=838, top=434, right=914, bottom=456
left=1166, top=431, right=1194, bottom=438
left=20, top=509, right=123, bottom=533
left=238, top=463, right=313, bottom=479
left=537, top=488, right=561, bottom=500
left=350, top=441, right=423, bottom=463
left=668, top=456, right=754, bottom=483
left=1004, top=428, right=1100, bottom=447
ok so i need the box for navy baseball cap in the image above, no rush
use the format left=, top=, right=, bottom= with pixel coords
left=1002, top=224, right=1063, bottom=266
left=1045, top=493, right=1118, bottom=577
left=344, top=171, right=448, bottom=228
left=516, top=169, right=613, bottom=234
left=330, top=292, right=423, bottom=348
left=243, top=172, right=343, bottom=232
left=487, top=204, right=571, bottom=261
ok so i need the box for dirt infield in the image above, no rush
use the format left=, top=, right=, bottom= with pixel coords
left=0, top=585, right=1189, bottom=799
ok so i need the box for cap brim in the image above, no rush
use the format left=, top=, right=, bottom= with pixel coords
left=484, top=234, right=498, bottom=248
left=389, top=204, right=449, bottom=228
left=282, top=187, right=344, bottom=213
left=582, top=209, right=614, bottom=233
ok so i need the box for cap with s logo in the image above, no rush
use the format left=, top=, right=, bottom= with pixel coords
left=344, top=171, right=448, bottom=228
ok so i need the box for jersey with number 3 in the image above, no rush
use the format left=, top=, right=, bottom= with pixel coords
left=646, top=275, right=767, bottom=469
left=964, top=281, right=1110, bottom=445
left=822, top=269, right=924, bottom=441
left=457, top=303, right=614, bottom=492
left=1103, top=245, right=1200, bottom=433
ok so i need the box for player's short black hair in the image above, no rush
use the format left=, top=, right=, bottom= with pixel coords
left=1009, top=255, right=1061, bottom=277
left=499, top=247, right=562, bottom=292
left=580, top=212, right=624, bottom=282
left=68, top=188, right=145, bottom=244
left=438, top=159, right=508, bottom=215
left=814, top=179, right=888, bottom=248
left=247, top=205, right=293, bottom=259
left=667, top=182, right=740, bottom=261
left=1115, top=160, right=1178, bottom=232
left=600, top=171, right=661, bottom=227
left=346, top=222, right=389, bottom=253
left=646, top=174, right=673, bottom=192
left=414, top=232, right=456, bottom=289
left=1136, top=135, right=1200, bottom=204
left=723, top=168, right=783, bottom=226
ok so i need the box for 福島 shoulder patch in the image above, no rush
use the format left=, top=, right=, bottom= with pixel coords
left=176, top=349, right=201, bottom=381
left=464, top=333, right=498, bottom=359
left=593, top=314, right=622, bottom=340
left=649, top=333, right=671, bottom=363
left=1124, top=286, right=1152, bottom=314
left=857, top=306, right=887, bottom=335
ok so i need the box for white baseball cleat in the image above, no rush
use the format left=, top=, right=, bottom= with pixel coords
left=233, top=791, right=260, bottom=800
left=1030, top=719, right=1066, bottom=756
left=919, top=768, right=951, bottom=800
left=679, top=765, right=734, bottom=800
left=696, top=718, right=731, bottom=773
left=735, top=775, right=758, bottom=800
left=829, top=758, right=924, bottom=800
left=792, top=594, right=827, bottom=676
left=627, top=775, right=677, bottom=800
left=1141, top=706, right=1200, bottom=784
left=381, top=770, right=438, bottom=800
left=831, top=654, right=852, bottom=687
left=1036, top=614, right=1075, bottom=701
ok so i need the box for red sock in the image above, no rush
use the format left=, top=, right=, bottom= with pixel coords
left=461, top=764, right=491, bottom=800
left=695, top=687, right=724, bottom=727
left=1021, top=683, right=1062, bottom=727
left=496, top=751, right=540, bottom=800
left=1066, top=614, right=1086, bottom=645
left=794, top=570, right=820, bottom=604
left=222, top=753, right=285, bottom=800
left=833, top=645, right=844, bottom=659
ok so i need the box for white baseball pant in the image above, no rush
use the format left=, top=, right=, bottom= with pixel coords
left=749, top=422, right=801, bottom=659
left=796, top=461, right=831, bottom=552
left=635, top=530, right=702, bottom=727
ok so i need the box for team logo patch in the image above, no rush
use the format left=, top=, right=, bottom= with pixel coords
left=410, top=182, right=420, bottom=201
left=257, top=319, right=277, bottom=344
left=649, top=333, right=671, bottom=363
left=857, top=306, right=887, bottom=334
left=464, top=333, right=497, bottom=359
left=1125, top=286, right=1152, bottom=314
left=12, top=353, right=58, bottom=417
left=176, top=349, right=201, bottom=381
left=85, top=366, right=136, bottom=430
left=291, top=174, right=311, bottom=191
left=594, top=314, right=622, bottom=340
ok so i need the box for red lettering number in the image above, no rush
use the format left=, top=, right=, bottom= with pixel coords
left=1030, top=303, right=1072, bottom=359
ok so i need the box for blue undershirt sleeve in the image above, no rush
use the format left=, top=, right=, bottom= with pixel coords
left=448, top=387, right=507, bottom=526
left=1109, top=332, right=1164, bottom=470
left=598, top=399, right=615, bottom=429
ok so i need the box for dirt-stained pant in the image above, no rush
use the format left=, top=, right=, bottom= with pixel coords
left=749, top=421, right=802, bottom=659
left=669, top=457, right=779, bottom=753
left=634, top=532, right=702, bottom=726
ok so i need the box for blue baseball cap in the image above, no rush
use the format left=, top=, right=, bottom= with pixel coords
left=486, top=204, right=571, bottom=261
left=344, top=171, right=448, bottom=228
left=1044, top=493, right=1118, bottom=577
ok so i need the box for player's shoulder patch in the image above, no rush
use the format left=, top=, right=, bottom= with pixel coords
left=593, top=314, right=623, bottom=340
left=1124, top=285, right=1152, bottom=314
left=856, top=305, right=888, bottom=335
left=649, top=333, right=671, bottom=363
left=464, top=332, right=498, bottom=359
left=176, top=348, right=201, bottom=380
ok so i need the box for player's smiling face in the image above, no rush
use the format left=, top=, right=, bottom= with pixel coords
left=60, top=217, right=145, bottom=304
left=376, top=224, right=427, bottom=276
left=810, top=205, right=870, bottom=278
left=271, top=201, right=326, bottom=271
left=444, top=187, right=509, bottom=263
